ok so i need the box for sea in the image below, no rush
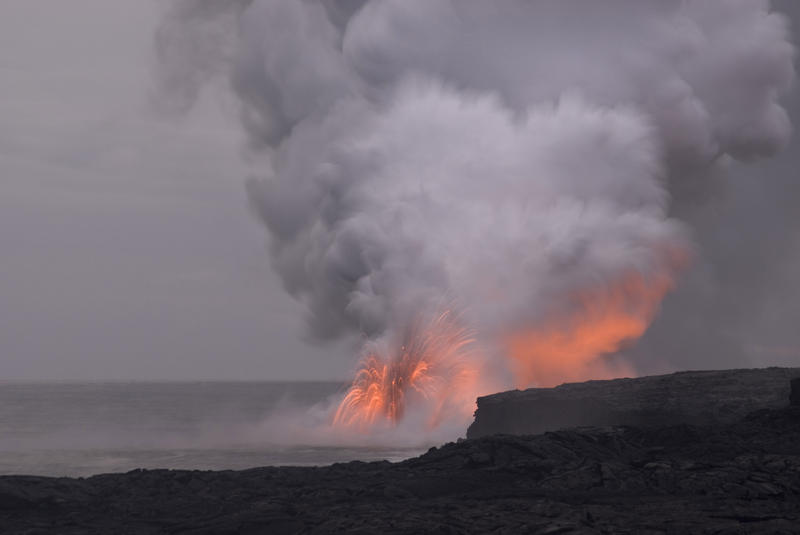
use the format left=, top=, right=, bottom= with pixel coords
left=0, top=382, right=430, bottom=477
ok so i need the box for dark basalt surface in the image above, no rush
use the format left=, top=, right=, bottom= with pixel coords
left=468, top=367, right=800, bottom=439
left=1, top=374, right=799, bottom=534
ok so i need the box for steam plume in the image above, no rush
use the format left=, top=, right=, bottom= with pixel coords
left=155, top=1, right=795, bottom=426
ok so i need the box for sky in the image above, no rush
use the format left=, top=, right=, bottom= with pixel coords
left=0, top=1, right=798, bottom=381
left=0, top=0, right=350, bottom=380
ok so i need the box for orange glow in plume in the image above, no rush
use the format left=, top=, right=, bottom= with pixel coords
left=506, top=271, right=675, bottom=388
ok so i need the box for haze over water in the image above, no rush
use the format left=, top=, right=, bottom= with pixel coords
left=0, top=382, right=426, bottom=477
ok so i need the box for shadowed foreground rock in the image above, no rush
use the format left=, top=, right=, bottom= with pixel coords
left=468, top=367, right=800, bottom=438
left=0, top=411, right=799, bottom=533
left=1, top=372, right=799, bottom=534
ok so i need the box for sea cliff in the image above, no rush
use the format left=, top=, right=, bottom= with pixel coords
left=468, top=367, right=800, bottom=438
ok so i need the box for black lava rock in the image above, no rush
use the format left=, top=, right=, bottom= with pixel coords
left=468, top=367, right=800, bottom=438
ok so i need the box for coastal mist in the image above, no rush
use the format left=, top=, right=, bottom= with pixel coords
left=154, top=1, right=794, bottom=437
left=0, top=382, right=427, bottom=477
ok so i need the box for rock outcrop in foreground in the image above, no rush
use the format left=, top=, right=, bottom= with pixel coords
left=468, top=367, right=800, bottom=439
left=0, top=370, right=798, bottom=534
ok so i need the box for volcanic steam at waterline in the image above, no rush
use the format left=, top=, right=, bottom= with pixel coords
left=155, top=0, right=795, bottom=430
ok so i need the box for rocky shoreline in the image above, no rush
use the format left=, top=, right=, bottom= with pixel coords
left=1, top=371, right=799, bottom=534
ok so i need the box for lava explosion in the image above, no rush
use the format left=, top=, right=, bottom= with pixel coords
left=156, top=1, right=795, bottom=433
left=333, top=312, right=480, bottom=430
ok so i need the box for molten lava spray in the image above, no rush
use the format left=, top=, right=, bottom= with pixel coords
left=156, top=1, right=795, bottom=432
left=333, top=311, right=480, bottom=430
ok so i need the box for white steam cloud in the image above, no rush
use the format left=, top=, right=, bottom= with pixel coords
left=155, top=1, right=794, bottom=397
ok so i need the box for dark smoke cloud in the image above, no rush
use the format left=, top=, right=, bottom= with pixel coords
left=154, top=1, right=796, bottom=381
left=633, top=0, right=800, bottom=372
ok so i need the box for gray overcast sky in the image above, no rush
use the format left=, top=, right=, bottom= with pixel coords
left=0, top=0, right=350, bottom=380
left=1, top=1, right=798, bottom=381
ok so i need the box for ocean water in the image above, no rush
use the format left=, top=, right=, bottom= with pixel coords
left=0, top=382, right=429, bottom=477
